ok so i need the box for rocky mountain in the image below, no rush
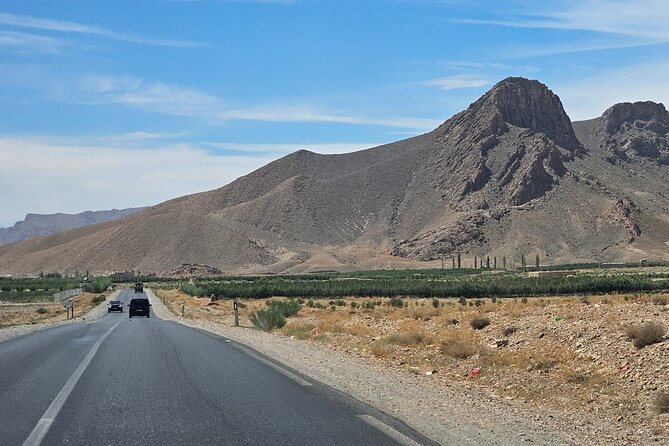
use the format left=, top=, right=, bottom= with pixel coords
left=0, top=77, right=667, bottom=275
left=0, top=208, right=146, bottom=246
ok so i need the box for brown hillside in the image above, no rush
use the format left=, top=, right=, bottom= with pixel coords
left=1, top=77, right=668, bottom=274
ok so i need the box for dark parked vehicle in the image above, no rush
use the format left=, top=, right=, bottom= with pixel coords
left=134, top=282, right=144, bottom=293
left=129, top=298, right=151, bottom=318
left=107, top=300, right=123, bottom=313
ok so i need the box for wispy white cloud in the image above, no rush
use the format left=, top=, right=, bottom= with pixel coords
left=556, top=60, right=669, bottom=120
left=423, top=75, right=491, bottom=91
left=81, top=75, right=440, bottom=130
left=0, top=30, right=66, bottom=53
left=0, top=135, right=273, bottom=227
left=457, top=1, right=669, bottom=41
left=0, top=12, right=207, bottom=47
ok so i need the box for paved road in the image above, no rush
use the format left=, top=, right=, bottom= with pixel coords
left=0, top=290, right=436, bottom=445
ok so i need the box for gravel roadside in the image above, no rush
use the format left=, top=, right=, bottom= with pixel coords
left=147, top=289, right=610, bottom=446
left=0, top=290, right=120, bottom=344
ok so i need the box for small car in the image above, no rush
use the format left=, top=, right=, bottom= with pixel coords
left=107, top=300, right=123, bottom=313
left=128, top=298, right=151, bottom=318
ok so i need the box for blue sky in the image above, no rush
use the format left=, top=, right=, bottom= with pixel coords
left=1, top=0, right=669, bottom=227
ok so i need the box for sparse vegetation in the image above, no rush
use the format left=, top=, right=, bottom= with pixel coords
left=503, top=326, right=518, bottom=336
left=625, top=322, right=666, bottom=348
left=249, top=298, right=301, bottom=331
left=440, top=331, right=478, bottom=358
left=35, top=307, right=49, bottom=314
left=91, top=294, right=106, bottom=305
left=470, top=316, right=491, bottom=330
left=654, top=392, right=669, bottom=414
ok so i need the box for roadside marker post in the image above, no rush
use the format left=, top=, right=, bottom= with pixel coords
left=63, top=299, right=73, bottom=319
left=233, top=299, right=239, bottom=327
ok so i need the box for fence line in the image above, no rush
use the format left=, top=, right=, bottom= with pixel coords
left=53, top=288, right=82, bottom=302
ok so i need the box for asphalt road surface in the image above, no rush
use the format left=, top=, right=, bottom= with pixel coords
left=0, top=290, right=437, bottom=445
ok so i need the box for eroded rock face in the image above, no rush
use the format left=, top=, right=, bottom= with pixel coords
left=600, top=102, right=669, bottom=164
left=429, top=77, right=578, bottom=207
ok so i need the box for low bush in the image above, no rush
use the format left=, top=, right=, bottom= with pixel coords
left=470, top=317, right=491, bottom=330
left=503, top=326, right=518, bottom=336
left=36, top=307, right=49, bottom=314
left=249, top=307, right=286, bottom=331
left=440, top=331, right=478, bottom=359
left=91, top=294, right=106, bottom=304
left=432, top=298, right=440, bottom=308
left=388, top=296, right=404, bottom=308
left=626, top=322, right=666, bottom=348
left=654, top=393, right=669, bottom=414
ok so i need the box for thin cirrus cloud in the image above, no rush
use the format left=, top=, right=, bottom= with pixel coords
left=423, top=75, right=491, bottom=91
left=0, top=12, right=207, bottom=47
left=0, top=30, right=66, bottom=53
left=456, top=0, right=669, bottom=41
left=81, top=75, right=441, bottom=130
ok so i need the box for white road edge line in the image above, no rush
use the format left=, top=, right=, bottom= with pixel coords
left=357, top=414, right=423, bottom=446
left=22, top=320, right=122, bottom=446
left=235, top=345, right=312, bottom=387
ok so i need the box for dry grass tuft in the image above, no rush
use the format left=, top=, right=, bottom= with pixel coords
left=439, top=329, right=479, bottom=359
left=470, top=316, right=491, bottom=330
left=411, top=306, right=440, bottom=321
left=625, top=322, right=666, bottom=348
left=369, top=340, right=390, bottom=357
left=654, top=393, right=669, bottom=414
left=345, top=323, right=376, bottom=337
left=385, top=322, right=433, bottom=346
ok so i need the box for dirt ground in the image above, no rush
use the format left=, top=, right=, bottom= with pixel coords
left=0, top=292, right=110, bottom=329
left=156, top=288, right=669, bottom=444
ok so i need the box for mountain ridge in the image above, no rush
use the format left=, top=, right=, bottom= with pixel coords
left=1, top=77, right=667, bottom=274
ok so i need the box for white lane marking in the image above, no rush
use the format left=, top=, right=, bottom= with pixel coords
left=234, top=345, right=312, bottom=387
left=22, top=320, right=122, bottom=446
left=357, top=414, right=424, bottom=446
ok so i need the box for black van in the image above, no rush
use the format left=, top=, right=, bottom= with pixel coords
left=129, top=298, right=151, bottom=318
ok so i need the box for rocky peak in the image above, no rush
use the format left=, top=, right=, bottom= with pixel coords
left=437, top=77, right=583, bottom=153
left=601, top=101, right=669, bottom=134
left=598, top=101, right=669, bottom=164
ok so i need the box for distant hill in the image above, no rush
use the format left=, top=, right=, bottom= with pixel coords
left=0, top=77, right=667, bottom=275
left=0, top=208, right=146, bottom=246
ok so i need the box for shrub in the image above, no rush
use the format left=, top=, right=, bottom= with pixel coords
left=36, top=307, right=49, bottom=314
left=440, top=331, right=478, bottom=359
left=350, top=301, right=358, bottom=309
left=474, top=299, right=482, bottom=307
left=626, top=322, right=666, bottom=348
left=520, top=297, right=528, bottom=304
left=652, top=296, right=667, bottom=306
left=458, top=297, right=467, bottom=306
left=385, top=327, right=432, bottom=346
left=306, top=299, right=315, bottom=308
left=654, top=393, right=669, bottom=414
left=249, top=307, right=286, bottom=331
left=432, top=298, right=440, bottom=308
left=271, top=298, right=301, bottom=317
left=363, top=301, right=376, bottom=310
left=83, top=277, right=112, bottom=294
left=503, top=326, right=518, bottom=336
left=91, top=294, right=106, bottom=304
left=470, top=317, right=491, bottom=330
left=388, top=296, right=404, bottom=308
left=490, top=296, right=497, bottom=304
